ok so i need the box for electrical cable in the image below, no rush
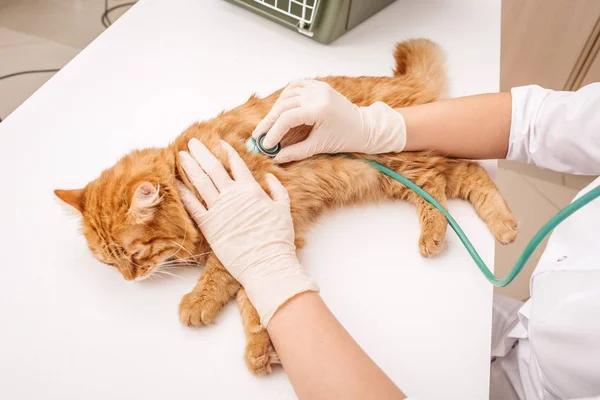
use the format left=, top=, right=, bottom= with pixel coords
left=102, top=0, right=137, bottom=28
left=0, top=69, right=60, bottom=82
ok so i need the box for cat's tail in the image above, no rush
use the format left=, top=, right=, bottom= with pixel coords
left=393, top=39, right=447, bottom=99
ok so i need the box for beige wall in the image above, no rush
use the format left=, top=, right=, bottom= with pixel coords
left=495, top=0, right=600, bottom=299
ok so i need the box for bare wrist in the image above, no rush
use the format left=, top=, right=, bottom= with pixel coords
left=397, top=106, right=425, bottom=151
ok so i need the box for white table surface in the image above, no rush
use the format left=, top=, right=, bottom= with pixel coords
left=0, top=1, right=500, bottom=398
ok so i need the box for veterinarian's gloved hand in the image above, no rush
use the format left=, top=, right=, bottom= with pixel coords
left=252, top=79, right=407, bottom=163
left=177, top=138, right=319, bottom=326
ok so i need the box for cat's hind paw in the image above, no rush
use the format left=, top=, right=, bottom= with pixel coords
left=491, top=217, right=518, bottom=245
left=244, top=328, right=279, bottom=376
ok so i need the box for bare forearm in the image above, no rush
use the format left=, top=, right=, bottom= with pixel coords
left=267, top=292, right=405, bottom=400
left=401, top=92, right=512, bottom=159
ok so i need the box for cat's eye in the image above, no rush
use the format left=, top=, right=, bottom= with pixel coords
left=130, top=250, right=142, bottom=260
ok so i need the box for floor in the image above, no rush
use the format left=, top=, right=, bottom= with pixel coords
left=494, top=162, right=586, bottom=299
left=0, top=0, right=592, bottom=300
left=0, top=0, right=128, bottom=120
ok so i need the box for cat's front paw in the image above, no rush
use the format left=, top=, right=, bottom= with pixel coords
left=419, top=232, right=447, bottom=257
left=245, top=327, right=280, bottom=376
left=178, top=292, right=220, bottom=327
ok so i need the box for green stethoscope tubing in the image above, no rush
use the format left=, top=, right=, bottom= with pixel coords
left=367, top=160, right=600, bottom=287
left=248, top=135, right=600, bottom=287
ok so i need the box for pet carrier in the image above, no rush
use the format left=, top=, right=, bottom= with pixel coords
left=225, top=0, right=397, bottom=44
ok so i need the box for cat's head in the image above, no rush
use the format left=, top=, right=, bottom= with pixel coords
left=55, top=148, right=200, bottom=281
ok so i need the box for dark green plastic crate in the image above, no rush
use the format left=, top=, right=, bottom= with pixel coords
left=224, top=0, right=397, bottom=44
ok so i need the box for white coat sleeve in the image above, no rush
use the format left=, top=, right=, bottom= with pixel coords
left=507, top=83, right=600, bottom=175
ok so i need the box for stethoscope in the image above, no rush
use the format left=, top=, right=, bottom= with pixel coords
left=246, top=134, right=600, bottom=287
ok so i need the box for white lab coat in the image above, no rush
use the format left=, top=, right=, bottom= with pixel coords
left=491, top=83, right=600, bottom=400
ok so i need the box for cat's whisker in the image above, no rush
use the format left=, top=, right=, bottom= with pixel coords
left=169, top=240, right=194, bottom=258
left=171, top=251, right=213, bottom=261
left=155, top=269, right=184, bottom=280
left=162, top=261, right=198, bottom=269
left=159, top=252, right=213, bottom=267
left=153, top=273, right=164, bottom=280
left=157, top=258, right=197, bottom=271
left=128, top=258, right=145, bottom=269
left=160, top=266, right=187, bottom=270
left=157, top=270, right=182, bottom=279
left=160, top=259, right=195, bottom=266
left=105, top=242, right=128, bottom=264
left=165, top=224, right=188, bottom=260
left=160, top=264, right=187, bottom=268
left=106, top=247, right=118, bottom=259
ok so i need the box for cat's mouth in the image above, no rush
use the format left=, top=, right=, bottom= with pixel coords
left=133, top=257, right=176, bottom=282
left=133, top=270, right=155, bottom=282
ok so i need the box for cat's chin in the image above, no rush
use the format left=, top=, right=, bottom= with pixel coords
left=132, top=256, right=179, bottom=282
left=134, top=272, right=155, bottom=282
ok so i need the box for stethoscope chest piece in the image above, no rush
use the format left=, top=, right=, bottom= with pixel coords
left=245, top=133, right=281, bottom=157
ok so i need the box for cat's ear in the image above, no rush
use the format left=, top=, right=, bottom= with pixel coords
left=54, top=189, right=85, bottom=213
left=128, top=181, right=161, bottom=224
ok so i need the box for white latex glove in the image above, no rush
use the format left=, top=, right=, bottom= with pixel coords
left=177, top=138, right=319, bottom=326
left=252, top=79, right=407, bottom=163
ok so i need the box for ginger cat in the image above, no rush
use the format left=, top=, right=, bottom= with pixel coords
left=55, top=39, right=517, bottom=376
